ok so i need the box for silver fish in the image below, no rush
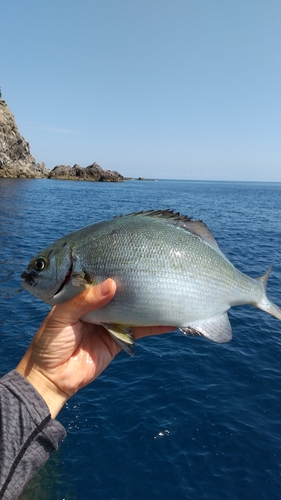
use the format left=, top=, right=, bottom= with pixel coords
left=21, top=210, right=281, bottom=356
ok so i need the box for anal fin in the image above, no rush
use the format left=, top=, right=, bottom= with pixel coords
left=180, top=313, right=232, bottom=343
left=102, top=323, right=136, bottom=357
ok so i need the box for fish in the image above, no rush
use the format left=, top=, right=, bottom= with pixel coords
left=21, top=210, right=281, bottom=356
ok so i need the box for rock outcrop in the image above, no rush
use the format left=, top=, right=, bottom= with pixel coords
left=48, top=162, right=125, bottom=182
left=0, top=98, right=49, bottom=178
left=0, top=96, right=127, bottom=181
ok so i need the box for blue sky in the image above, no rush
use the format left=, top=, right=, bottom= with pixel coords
left=1, top=0, right=281, bottom=181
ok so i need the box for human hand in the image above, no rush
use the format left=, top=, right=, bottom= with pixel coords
left=16, top=279, right=173, bottom=418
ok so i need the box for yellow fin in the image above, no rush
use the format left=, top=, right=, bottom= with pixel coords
left=102, top=323, right=135, bottom=357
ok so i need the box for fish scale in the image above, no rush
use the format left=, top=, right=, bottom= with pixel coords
left=21, top=210, right=281, bottom=356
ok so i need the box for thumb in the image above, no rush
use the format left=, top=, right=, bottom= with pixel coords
left=50, top=279, right=117, bottom=324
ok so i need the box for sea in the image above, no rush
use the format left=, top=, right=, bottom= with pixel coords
left=0, top=178, right=281, bottom=500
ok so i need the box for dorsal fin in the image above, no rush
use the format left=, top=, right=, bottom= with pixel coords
left=178, top=219, right=222, bottom=253
left=117, top=209, right=223, bottom=254
left=116, top=209, right=192, bottom=222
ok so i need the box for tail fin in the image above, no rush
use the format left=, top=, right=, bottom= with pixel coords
left=255, top=267, right=281, bottom=321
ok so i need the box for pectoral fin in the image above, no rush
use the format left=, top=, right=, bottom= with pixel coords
left=102, top=323, right=136, bottom=357
left=71, top=271, right=95, bottom=287
left=180, top=313, right=232, bottom=343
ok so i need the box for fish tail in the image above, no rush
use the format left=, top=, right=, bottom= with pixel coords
left=255, top=267, right=281, bottom=321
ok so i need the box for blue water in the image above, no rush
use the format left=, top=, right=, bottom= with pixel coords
left=1, top=178, right=281, bottom=500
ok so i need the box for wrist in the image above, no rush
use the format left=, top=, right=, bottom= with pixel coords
left=16, top=361, right=69, bottom=418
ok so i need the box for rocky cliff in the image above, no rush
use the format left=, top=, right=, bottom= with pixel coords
left=0, top=97, right=127, bottom=181
left=0, top=98, right=49, bottom=178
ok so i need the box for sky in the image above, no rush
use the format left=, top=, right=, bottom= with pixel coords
left=1, top=0, right=281, bottom=182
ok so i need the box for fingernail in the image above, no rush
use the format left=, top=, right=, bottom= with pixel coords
left=99, top=279, right=113, bottom=296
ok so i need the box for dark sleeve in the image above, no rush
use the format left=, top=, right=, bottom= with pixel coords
left=0, top=370, right=66, bottom=500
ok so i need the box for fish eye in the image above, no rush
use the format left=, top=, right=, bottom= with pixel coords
left=33, top=257, right=47, bottom=271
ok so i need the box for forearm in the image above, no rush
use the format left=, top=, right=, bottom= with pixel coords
left=0, top=371, right=66, bottom=500
left=16, top=353, right=69, bottom=419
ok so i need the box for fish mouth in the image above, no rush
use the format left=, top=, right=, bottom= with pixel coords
left=21, top=270, right=38, bottom=286
left=54, top=264, right=73, bottom=296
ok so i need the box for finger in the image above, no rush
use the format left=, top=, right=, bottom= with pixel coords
left=133, top=326, right=176, bottom=339
left=51, top=279, right=117, bottom=324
